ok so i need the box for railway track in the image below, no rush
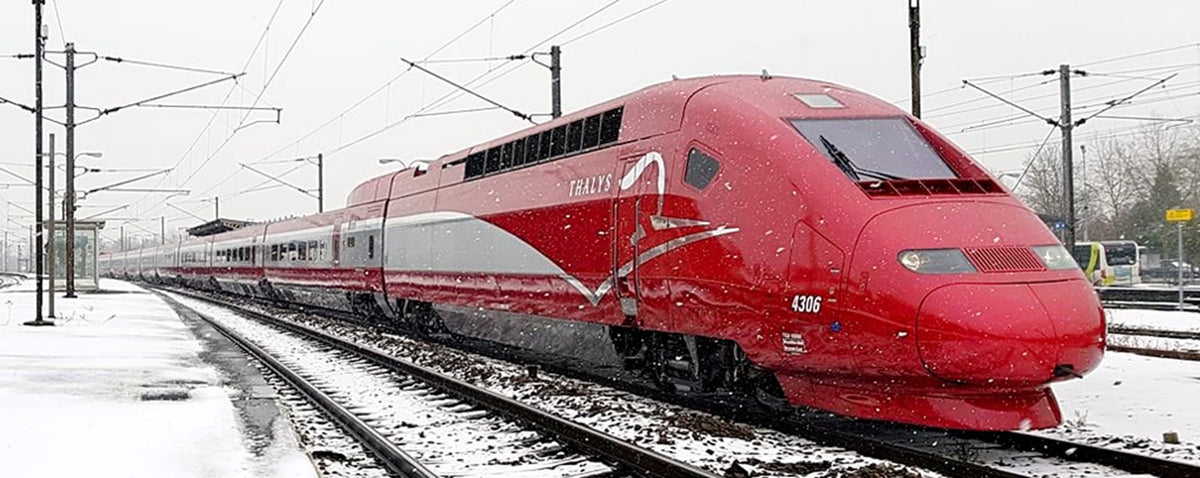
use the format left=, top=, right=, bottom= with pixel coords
left=1107, top=325, right=1200, bottom=361
left=152, top=289, right=717, bottom=478
left=1096, top=287, right=1200, bottom=312
left=154, top=285, right=1200, bottom=478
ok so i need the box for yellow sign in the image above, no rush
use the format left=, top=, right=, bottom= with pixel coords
left=1166, top=208, right=1195, bottom=222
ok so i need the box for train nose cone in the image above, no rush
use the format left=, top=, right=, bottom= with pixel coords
left=916, top=281, right=1104, bottom=385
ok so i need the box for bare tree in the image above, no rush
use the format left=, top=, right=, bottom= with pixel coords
left=1018, top=144, right=1064, bottom=218
left=1086, top=136, right=1146, bottom=234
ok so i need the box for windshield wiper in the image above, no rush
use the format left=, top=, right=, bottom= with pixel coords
left=818, top=135, right=906, bottom=181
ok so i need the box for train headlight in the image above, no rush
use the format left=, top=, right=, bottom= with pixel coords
left=897, top=249, right=976, bottom=274
left=1033, top=245, right=1078, bottom=270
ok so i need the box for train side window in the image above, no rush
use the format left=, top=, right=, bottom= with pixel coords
left=525, top=135, right=539, bottom=164
left=538, top=131, right=552, bottom=161
left=512, top=139, right=526, bottom=168
left=566, top=120, right=583, bottom=153
left=298, top=241, right=308, bottom=261
left=550, top=126, right=567, bottom=158
left=582, top=114, right=601, bottom=149
left=308, top=241, right=318, bottom=261
left=347, top=236, right=356, bottom=248
left=599, top=107, right=623, bottom=144
left=485, top=147, right=501, bottom=175
left=500, top=142, right=515, bottom=170
left=320, top=241, right=327, bottom=260
left=271, top=245, right=279, bottom=261
left=684, top=148, right=721, bottom=190
left=464, top=152, right=485, bottom=179
left=368, top=235, right=375, bottom=259
left=288, top=242, right=297, bottom=261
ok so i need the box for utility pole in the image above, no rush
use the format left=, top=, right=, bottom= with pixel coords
left=550, top=45, right=562, bottom=118
left=120, top=225, right=124, bottom=251
left=1060, top=64, right=1075, bottom=248
left=214, top=197, right=220, bottom=219
left=47, top=133, right=56, bottom=319
left=317, top=153, right=324, bottom=213
left=160, top=216, right=165, bottom=245
left=27, top=0, right=51, bottom=326
left=1080, top=144, right=1088, bottom=242
left=908, top=0, right=922, bottom=118
left=64, top=42, right=78, bottom=297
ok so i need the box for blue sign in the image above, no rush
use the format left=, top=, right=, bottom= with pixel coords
left=1052, top=220, right=1066, bottom=230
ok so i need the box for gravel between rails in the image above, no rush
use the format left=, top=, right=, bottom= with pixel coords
left=165, top=290, right=938, bottom=478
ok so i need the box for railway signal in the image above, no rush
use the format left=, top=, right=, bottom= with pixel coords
left=1167, top=208, right=1194, bottom=309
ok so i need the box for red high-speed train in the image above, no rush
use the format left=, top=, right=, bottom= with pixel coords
left=102, top=74, right=1105, bottom=430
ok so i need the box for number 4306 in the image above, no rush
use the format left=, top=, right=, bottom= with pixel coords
left=791, top=295, right=822, bottom=314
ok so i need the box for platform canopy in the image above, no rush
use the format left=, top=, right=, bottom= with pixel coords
left=186, top=218, right=255, bottom=237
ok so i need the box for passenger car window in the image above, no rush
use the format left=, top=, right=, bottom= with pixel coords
left=685, top=148, right=721, bottom=190
left=791, top=117, right=956, bottom=180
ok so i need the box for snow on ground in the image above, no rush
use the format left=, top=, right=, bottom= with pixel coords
left=0, top=278, right=316, bottom=478
left=1034, top=307, right=1200, bottom=463
left=1108, top=308, right=1200, bottom=333
left=1038, top=350, right=1200, bottom=464
left=167, top=291, right=940, bottom=478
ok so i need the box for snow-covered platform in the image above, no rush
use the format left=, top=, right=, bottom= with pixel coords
left=0, top=278, right=316, bottom=478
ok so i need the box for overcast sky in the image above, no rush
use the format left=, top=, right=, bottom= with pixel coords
left=1, top=1, right=1198, bottom=244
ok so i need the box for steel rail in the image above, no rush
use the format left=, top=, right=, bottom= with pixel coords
left=159, top=286, right=1036, bottom=478
left=966, top=431, right=1200, bottom=478
left=156, top=287, right=718, bottom=478
left=155, top=292, right=437, bottom=478
left=1107, top=345, right=1200, bottom=361
left=154, top=284, right=1200, bottom=478
left=1110, top=325, right=1200, bottom=340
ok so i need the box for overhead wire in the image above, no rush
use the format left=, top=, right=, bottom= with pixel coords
left=1077, top=42, right=1200, bottom=67
left=49, top=0, right=67, bottom=47
left=190, top=1, right=530, bottom=204
left=319, top=0, right=630, bottom=160
left=560, top=0, right=671, bottom=46
left=138, top=0, right=327, bottom=221
left=171, top=0, right=328, bottom=191
left=249, top=0, right=524, bottom=166
left=130, top=0, right=287, bottom=215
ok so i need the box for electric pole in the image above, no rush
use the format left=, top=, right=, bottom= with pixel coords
left=1080, top=144, right=1088, bottom=242
left=160, top=216, right=165, bottom=245
left=65, top=42, right=78, bottom=297
left=909, top=0, right=922, bottom=118
left=27, top=0, right=51, bottom=326
left=47, top=133, right=56, bottom=319
left=317, top=153, right=324, bottom=213
left=1060, top=64, right=1075, bottom=248
left=550, top=45, right=562, bottom=118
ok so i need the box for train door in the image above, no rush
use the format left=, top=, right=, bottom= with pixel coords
left=614, top=152, right=663, bottom=326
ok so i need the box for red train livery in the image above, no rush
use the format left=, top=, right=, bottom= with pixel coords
left=102, top=75, right=1105, bottom=430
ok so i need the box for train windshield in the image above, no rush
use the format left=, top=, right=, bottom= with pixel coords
left=791, top=117, right=957, bottom=180
left=1103, top=242, right=1138, bottom=266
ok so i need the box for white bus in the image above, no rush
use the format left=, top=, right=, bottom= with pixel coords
left=1072, top=241, right=1141, bottom=286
